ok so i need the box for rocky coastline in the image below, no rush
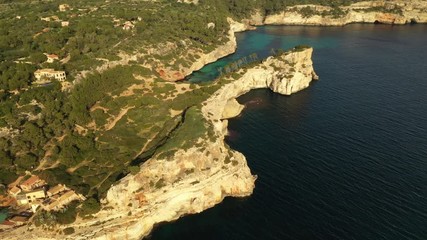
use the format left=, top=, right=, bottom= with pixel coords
left=2, top=1, right=426, bottom=239
left=1, top=46, right=317, bottom=240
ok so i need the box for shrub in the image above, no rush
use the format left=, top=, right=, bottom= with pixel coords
left=79, top=198, right=101, bottom=217
left=63, top=227, right=75, bottom=235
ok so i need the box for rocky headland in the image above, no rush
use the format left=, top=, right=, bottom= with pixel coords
left=2, top=47, right=317, bottom=240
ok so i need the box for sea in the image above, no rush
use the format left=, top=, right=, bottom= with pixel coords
left=148, top=24, right=427, bottom=240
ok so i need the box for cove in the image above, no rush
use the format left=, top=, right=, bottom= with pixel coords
left=148, top=24, right=427, bottom=240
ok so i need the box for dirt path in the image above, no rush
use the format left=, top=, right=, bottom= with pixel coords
left=104, top=106, right=135, bottom=131
left=35, top=134, right=66, bottom=171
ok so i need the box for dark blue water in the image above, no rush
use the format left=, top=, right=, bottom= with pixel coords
left=148, top=24, right=427, bottom=240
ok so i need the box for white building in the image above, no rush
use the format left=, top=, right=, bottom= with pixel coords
left=34, top=69, right=66, bottom=83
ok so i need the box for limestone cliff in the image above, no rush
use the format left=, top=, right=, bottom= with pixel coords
left=263, top=1, right=427, bottom=26
left=205, top=47, right=318, bottom=125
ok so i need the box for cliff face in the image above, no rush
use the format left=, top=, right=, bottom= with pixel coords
left=92, top=137, right=256, bottom=240
left=264, top=1, right=427, bottom=26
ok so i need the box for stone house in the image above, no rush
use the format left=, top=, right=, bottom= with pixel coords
left=16, top=194, right=29, bottom=206
left=43, top=190, right=85, bottom=211
left=9, top=216, right=29, bottom=226
left=34, top=69, right=67, bottom=82
left=8, top=186, right=21, bottom=197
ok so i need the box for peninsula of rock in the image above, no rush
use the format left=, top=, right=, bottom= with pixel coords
left=2, top=47, right=317, bottom=240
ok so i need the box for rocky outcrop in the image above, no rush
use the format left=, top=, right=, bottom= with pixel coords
left=205, top=47, right=318, bottom=131
left=222, top=99, right=245, bottom=119
left=263, top=1, right=427, bottom=26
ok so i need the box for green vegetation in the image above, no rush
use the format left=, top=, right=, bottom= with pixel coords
left=79, top=197, right=101, bottom=217
left=63, top=227, right=75, bottom=235
left=291, top=5, right=348, bottom=19
left=355, top=6, right=403, bottom=15
left=294, top=45, right=312, bottom=52
left=55, top=201, right=79, bottom=224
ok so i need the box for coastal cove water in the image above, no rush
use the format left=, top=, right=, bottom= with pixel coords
left=148, top=24, right=427, bottom=239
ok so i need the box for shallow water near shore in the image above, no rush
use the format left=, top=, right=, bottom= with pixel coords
left=0, top=210, right=7, bottom=223
left=148, top=24, right=427, bottom=240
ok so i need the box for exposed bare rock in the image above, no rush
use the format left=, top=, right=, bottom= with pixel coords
left=222, top=99, right=245, bottom=119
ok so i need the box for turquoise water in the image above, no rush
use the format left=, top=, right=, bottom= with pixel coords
left=149, top=24, right=427, bottom=239
left=188, top=26, right=337, bottom=83
left=0, top=209, right=7, bottom=223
